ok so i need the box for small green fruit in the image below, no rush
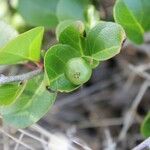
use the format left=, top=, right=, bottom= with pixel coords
left=65, top=57, right=92, bottom=85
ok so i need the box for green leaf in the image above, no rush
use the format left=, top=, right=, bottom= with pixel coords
left=18, top=0, right=59, bottom=28
left=56, top=20, right=85, bottom=54
left=1, top=75, right=57, bottom=128
left=56, top=20, right=78, bottom=40
left=114, top=0, right=150, bottom=44
left=0, top=27, right=44, bottom=65
left=85, top=5, right=100, bottom=29
left=0, top=83, right=25, bottom=106
left=44, top=44, right=81, bottom=92
left=56, top=0, right=89, bottom=22
left=50, top=74, right=80, bottom=93
left=85, top=21, right=126, bottom=61
left=141, top=111, right=150, bottom=138
left=0, top=21, right=18, bottom=48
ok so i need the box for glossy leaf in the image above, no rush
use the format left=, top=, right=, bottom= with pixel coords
left=18, top=0, right=59, bottom=28
left=114, top=0, right=150, bottom=44
left=0, top=21, right=18, bottom=48
left=56, top=20, right=85, bottom=54
left=85, top=21, right=126, bottom=61
left=56, top=0, right=89, bottom=21
left=141, top=112, right=150, bottom=138
left=0, top=83, right=25, bottom=106
left=1, top=75, right=57, bottom=128
left=0, top=27, right=44, bottom=65
left=44, top=44, right=81, bottom=92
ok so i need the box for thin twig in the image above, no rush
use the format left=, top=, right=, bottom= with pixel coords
left=67, top=126, right=92, bottom=150
left=71, top=137, right=92, bottom=150
left=0, top=128, right=34, bottom=150
left=31, top=124, right=54, bottom=139
left=78, top=118, right=123, bottom=129
left=41, top=135, right=48, bottom=150
left=119, top=80, right=150, bottom=141
left=18, top=129, right=48, bottom=145
left=3, top=126, right=9, bottom=150
left=103, top=128, right=116, bottom=150
left=132, top=137, right=150, bottom=150
left=129, top=64, right=150, bottom=81
left=14, top=133, right=24, bottom=150
left=0, top=68, right=42, bottom=85
left=123, top=72, right=136, bottom=91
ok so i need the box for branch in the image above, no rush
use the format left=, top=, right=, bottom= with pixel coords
left=132, top=137, right=150, bottom=150
left=0, top=68, right=42, bottom=85
left=119, top=80, right=150, bottom=141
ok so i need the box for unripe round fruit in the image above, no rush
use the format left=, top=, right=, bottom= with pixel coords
left=65, top=57, right=92, bottom=85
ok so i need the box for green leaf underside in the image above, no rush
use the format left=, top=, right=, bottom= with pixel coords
left=85, top=21, right=125, bottom=61
left=141, top=111, right=150, bottom=138
left=0, top=21, right=18, bottom=48
left=0, top=27, right=44, bottom=65
left=1, top=75, right=57, bottom=128
left=18, top=0, right=59, bottom=28
left=0, top=83, right=25, bottom=106
left=56, top=20, right=84, bottom=54
left=56, top=0, right=89, bottom=21
left=44, top=44, right=81, bottom=92
left=114, top=0, right=150, bottom=44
